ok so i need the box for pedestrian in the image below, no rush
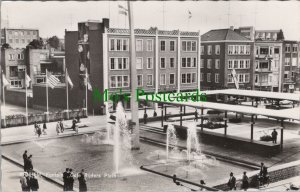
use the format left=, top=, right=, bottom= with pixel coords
left=34, top=123, right=38, bottom=135
left=259, top=162, right=266, bottom=176
left=29, top=174, right=39, bottom=191
left=69, top=169, right=75, bottom=191
left=60, top=120, right=65, bottom=133
left=42, top=121, right=47, bottom=135
left=37, top=124, right=42, bottom=138
left=23, top=150, right=28, bottom=171
left=194, top=110, right=198, bottom=122
left=56, top=121, right=61, bottom=135
left=71, top=118, right=76, bottom=131
left=153, top=111, right=157, bottom=117
left=227, top=172, right=236, bottom=190
left=143, top=113, right=148, bottom=124
left=76, top=116, right=81, bottom=123
left=78, top=169, right=87, bottom=192
left=199, top=180, right=206, bottom=191
left=63, top=168, right=69, bottom=191
left=27, top=155, right=33, bottom=171
left=271, top=129, right=278, bottom=144
left=20, top=172, right=29, bottom=192
left=241, top=172, right=249, bottom=191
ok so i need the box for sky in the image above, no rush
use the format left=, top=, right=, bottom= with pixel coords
left=2, top=1, right=300, bottom=40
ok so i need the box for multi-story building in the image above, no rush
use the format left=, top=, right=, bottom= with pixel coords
left=1, top=28, right=39, bottom=49
left=1, top=48, right=26, bottom=88
left=65, top=18, right=201, bottom=113
left=282, top=40, right=299, bottom=93
left=201, top=28, right=254, bottom=90
left=254, top=30, right=284, bottom=92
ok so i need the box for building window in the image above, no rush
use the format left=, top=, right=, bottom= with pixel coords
left=207, top=73, right=211, bottom=82
left=239, top=60, right=245, bottom=69
left=182, top=58, right=196, bottom=68
left=245, top=60, right=250, bottom=68
left=200, top=73, right=204, bottom=81
left=17, top=53, right=24, bottom=60
left=200, top=59, right=204, bottom=68
left=201, top=46, right=204, bottom=55
left=228, top=45, right=234, bottom=55
left=33, top=31, right=37, bottom=35
left=260, top=47, right=269, bottom=55
left=215, top=59, right=220, bottom=69
left=182, top=41, right=197, bottom=52
left=228, top=60, right=233, bottom=69
left=110, top=57, right=129, bottom=70
left=215, top=45, right=220, bottom=55
left=136, top=57, right=143, bottom=69
left=234, top=45, right=239, bottom=54
left=9, top=39, right=13, bottom=43
left=14, top=31, right=18, bottom=36
left=160, top=40, right=166, bottom=51
left=147, top=75, right=153, bottom=86
left=147, top=57, right=153, bottom=69
left=246, top=45, right=251, bottom=55
left=240, top=46, right=245, bottom=54
left=234, top=60, right=239, bottom=69
left=238, top=74, right=244, bottom=83
left=160, top=58, right=166, bottom=69
left=110, top=38, right=129, bottom=51
left=9, top=31, right=12, bottom=35
left=27, top=31, right=30, bottom=35
left=207, top=59, right=212, bottom=69
left=285, top=58, right=290, bottom=66
left=147, top=39, right=153, bottom=51
left=137, top=75, right=143, bottom=86
left=160, top=74, right=166, bottom=85
left=21, top=39, right=25, bottom=44
left=136, top=39, right=143, bottom=51
left=9, top=66, right=18, bottom=77
left=192, top=73, right=196, bottom=83
left=110, top=75, right=129, bottom=88
left=293, top=44, right=298, bottom=53
left=170, top=41, right=175, bottom=51
left=170, top=74, right=175, bottom=85
left=10, top=80, right=22, bottom=88
left=208, top=45, right=212, bottom=55
left=284, top=72, right=288, bottom=79
left=187, top=73, right=191, bottom=83
left=16, top=39, right=19, bottom=44
left=285, top=44, right=291, bottom=53
left=215, top=73, right=219, bottom=83
left=182, top=58, right=186, bottom=68
left=181, top=74, right=186, bottom=84
left=9, top=54, right=15, bottom=60
left=192, top=58, right=196, bottom=68
left=170, top=58, right=175, bottom=68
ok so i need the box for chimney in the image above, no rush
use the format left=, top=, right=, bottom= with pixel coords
left=230, top=26, right=234, bottom=30
left=102, top=18, right=110, bottom=29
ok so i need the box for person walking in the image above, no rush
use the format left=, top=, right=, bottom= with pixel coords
left=60, top=120, right=65, bottom=133
left=27, top=155, right=33, bottom=171
left=20, top=172, right=29, bottom=192
left=227, top=172, right=236, bottom=190
left=37, top=125, right=42, bottom=138
left=34, top=123, right=38, bottom=135
left=56, top=121, right=61, bottom=135
left=23, top=150, right=28, bottom=171
left=63, top=168, right=69, bottom=191
left=69, top=169, right=75, bottom=191
left=71, top=118, right=77, bottom=131
left=78, top=169, right=87, bottom=192
left=29, top=174, right=39, bottom=191
left=271, top=129, right=278, bottom=144
left=241, top=172, right=249, bottom=191
left=194, top=110, right=198, bottom=122
left=199, top=180, right=206, bottom=191
left=42, top=122, right=47, bottom=135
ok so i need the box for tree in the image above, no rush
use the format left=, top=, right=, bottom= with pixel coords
left=47, top=36, right=60, bottom=49
left=1, top=43, right=11, bottom=49
left=27, top=38, right=44, bottom=49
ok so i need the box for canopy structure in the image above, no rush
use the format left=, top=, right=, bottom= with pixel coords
left=203, top=89, right=300, bottom=102
left=138, top=94, right=300, bottom=121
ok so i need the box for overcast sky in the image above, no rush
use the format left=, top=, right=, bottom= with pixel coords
left=2, top=1, right=300, bottom=40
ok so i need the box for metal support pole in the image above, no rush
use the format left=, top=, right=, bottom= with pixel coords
left=280, top=119, right=284, bottom=151
left=164, top=105, right=167, bottom=121
left=224, top=111, right=227, bottom=135
left=251, top=115, right=254, bottom=140
left=161, top=104, right=164, bottom=127
left=183, top=106, right=186, bottom=115
left=180, top=106, right=183, bottom=127
left=201, top=108, right=204, bottom=131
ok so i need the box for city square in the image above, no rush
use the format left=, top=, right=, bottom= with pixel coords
left=1, top=1, right=300, bottom=192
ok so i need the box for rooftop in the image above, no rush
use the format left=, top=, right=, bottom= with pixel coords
left=201, top=29, right=252, bottom=42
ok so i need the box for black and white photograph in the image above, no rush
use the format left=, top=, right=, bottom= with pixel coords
left=0, top=1, right=300, bottom=191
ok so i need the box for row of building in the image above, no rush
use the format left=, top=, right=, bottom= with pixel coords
left=1, top=18, right=300, bottom=113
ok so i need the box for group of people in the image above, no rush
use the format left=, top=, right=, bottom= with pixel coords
left=227, top=162, right=269, bottom=191
left=63, top=168, right=87, bottom=192
left=56, top=120, right=65, bottom=135
left=34, top=122, right=47, bottom=137
left=21, top=150, right=39, bottom=191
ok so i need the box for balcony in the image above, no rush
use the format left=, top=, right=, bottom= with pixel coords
left=255, top=68, right=272, bottom=73
left=255, top=82, right=272, bottom=86
left=255, top=54, right=273, bottom=59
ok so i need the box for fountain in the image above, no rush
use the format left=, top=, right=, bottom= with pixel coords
left=186, top=122, right=200, bottom=162
left=166, top=123, right=177, bottom=161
